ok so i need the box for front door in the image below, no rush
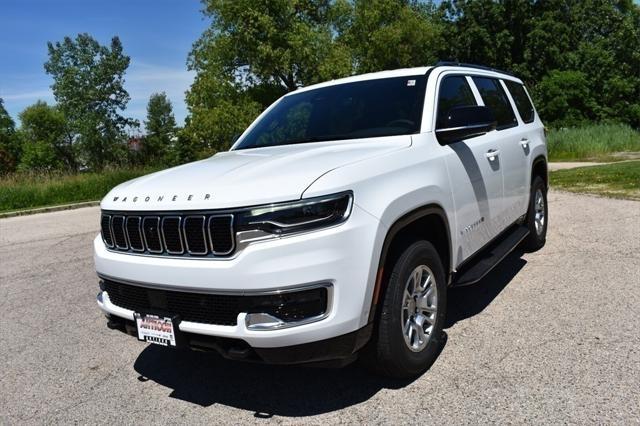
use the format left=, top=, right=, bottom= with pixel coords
left=435, top=74, right=505, bottom=261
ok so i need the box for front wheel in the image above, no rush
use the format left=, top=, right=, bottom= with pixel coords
left=364, top=241, right=447, bottom=378
left=523, top=175, right=548, bottom=252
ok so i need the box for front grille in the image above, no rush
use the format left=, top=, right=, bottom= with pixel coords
left=101, top=212, right=235, bottom=258
left=103, top=280, right=328, bottom=326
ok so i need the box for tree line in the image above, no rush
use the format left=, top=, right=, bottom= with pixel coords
left=1, top=0, right=638, bottom=174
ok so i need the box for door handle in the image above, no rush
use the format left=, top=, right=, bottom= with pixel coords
left=520, top=138, right=529, bottom=148
left=485, top=149, right=500, bottom=161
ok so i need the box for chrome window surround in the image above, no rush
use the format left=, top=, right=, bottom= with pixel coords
left=183, top=215, right=208, bottom=255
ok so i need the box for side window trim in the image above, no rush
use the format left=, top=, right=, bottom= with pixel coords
left=498, top=79, right=524, bottom=126
left=469, top=76, right=518, bottom=131
left=521, top=84, right=538, bottom=123
left=433, top=72, right=478, bottom=131
left=465, top=75, right=485, bottom=107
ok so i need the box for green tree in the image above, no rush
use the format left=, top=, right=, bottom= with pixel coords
left=44, top=33, right=136, bottom=170
left=346, top=0, right=445, bottom=73
left=186, top=0, right=353, bottom=153
left=17, top=101, right=76, bottom=171
left=534, top=70, right=594, bottom=127
left=186, top=0, right=449, bottom=154
left=143, top=92, right=177, bottom=164
left=440, top=0, right=640, bottom=128
left=0, top=98, right=19, bottom=174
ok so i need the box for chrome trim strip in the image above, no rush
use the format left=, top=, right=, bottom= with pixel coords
left=101, top=214, right=114, bottom=248
left=112, top=215, right=129, bottom=250
left=125, top=216, right=145, bottom=252
left=435, top=122, right=494, bottom=133
left=142, top=216, right=163, bottom=254
left=208, top=214, right=235, bottom=255
left=161, top=216, right=184, bottom=255
left=246, top=285, right=333, bottom=331
left=183, top=215, right=208, bottom=255
left=97, top=272, right=333, bottom=297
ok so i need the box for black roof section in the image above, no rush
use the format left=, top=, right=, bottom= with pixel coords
left=434, top=61, right=516, bottom=77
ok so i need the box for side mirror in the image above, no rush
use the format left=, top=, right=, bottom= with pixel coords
left=231, top=133, right=241, bottom=144
left=436, top=106, right=497, bottom=145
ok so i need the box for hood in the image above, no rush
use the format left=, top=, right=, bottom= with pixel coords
left=101, top=135, right=411, bottom=211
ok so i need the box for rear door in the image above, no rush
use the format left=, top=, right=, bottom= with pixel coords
left=470, top=76, right=529, bottom=223
left=436, top=74, right=505, bottom=259
left=503, top=79, right=539, bottom=215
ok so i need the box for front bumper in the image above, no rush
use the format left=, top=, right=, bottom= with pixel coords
left=94, top=203, right=385, bottom=349
left=102, top=311, right=373, bottom=365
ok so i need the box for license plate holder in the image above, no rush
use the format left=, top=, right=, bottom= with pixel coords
left=134, top=313, right=181, bottom=347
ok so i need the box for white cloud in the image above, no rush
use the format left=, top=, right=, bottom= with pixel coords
left=1, top=61, right=194, bottom=128
left=1, top=89, right=53, bottom=102
left=125, top=60, right=195, bottom=127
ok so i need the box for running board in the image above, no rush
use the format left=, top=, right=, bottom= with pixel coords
left=451, top=225, right=529, bottom=287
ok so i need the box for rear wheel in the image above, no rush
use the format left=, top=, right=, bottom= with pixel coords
left=523, top=175, right=548, bottom=251
left=364, top=241, right=447, bottom=378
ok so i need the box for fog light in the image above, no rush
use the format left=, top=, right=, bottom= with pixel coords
left=244, top=285, right=330, bottom=330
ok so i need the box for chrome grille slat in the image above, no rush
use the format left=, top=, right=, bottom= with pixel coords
left=142, top=216, right=163, bottom=253
left=208, top=215, right=235, bottom=255
left=103, top=212, right=235, bottom=258
left=183, top=216, right=208, bottom=255
left=161, top=216, right=184, bottom=254
left=111, top=215, right=128, bottom=249
left=100, top=214, right=114, bottom=248
left=126, top=216, right=144, bottom=252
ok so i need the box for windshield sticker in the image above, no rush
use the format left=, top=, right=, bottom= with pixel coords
left=406, top=79, right=416, bottom=86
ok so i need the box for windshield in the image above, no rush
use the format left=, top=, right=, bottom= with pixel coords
left=234, top=75, right=427, bottom=150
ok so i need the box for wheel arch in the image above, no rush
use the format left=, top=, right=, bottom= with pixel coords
left=532, top=155, right=548, bottom=189
left=368, top=204, right=452, bottom=323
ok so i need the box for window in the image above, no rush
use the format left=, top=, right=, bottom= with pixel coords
left=504, top=80, right=535, bottom=123
left=436, top=76, right=477, bottom=129
left=235, top=75, right=427, bottom=150
left=472, top=77, right=518, bottom=130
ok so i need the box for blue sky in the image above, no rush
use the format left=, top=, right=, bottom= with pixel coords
left=0, top=0, right=209, bottom=130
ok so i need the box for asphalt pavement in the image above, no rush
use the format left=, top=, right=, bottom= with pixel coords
left=1, top=190, right=639, bottom=424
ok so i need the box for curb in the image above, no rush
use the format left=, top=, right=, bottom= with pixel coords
left=0, top=201, right=100, bottom=219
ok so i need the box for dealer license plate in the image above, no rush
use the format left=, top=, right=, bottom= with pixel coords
left=134, top=313, right=177, bottom=347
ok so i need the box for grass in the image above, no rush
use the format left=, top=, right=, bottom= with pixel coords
left=547, top=123, right=640, bottom=162
left=550, top=160, right=640, bottom=200
left=0, top=168, right=156, bottom=213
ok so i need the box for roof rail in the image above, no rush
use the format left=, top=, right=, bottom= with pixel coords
left=434, top=61, right=516, bottom=77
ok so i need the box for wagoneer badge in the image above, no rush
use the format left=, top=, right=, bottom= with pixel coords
left=112, top=193, right=212, bottom=203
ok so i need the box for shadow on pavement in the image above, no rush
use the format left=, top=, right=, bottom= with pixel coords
left=134, top=345, right=419, bottom=417
left=445, top=249, right=527, bottom=329
left=133, top=250, right=526, bottom=416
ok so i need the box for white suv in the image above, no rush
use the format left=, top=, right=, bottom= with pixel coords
left=95, top=63, right=548, bottom=378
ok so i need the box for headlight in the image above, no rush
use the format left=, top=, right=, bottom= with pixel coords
left=236, top=191, right=353, bottom=236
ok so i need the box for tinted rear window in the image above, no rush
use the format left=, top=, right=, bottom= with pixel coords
left=472, top=77, right=518, bottom=130
left=436, top=76, right=478, bottom=129
left=504, top=80, right=535, bottom=123
left=235, top=76, right=427, bottom=150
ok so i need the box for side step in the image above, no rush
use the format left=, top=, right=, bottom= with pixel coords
left=451, top=225, right=529, bottom=287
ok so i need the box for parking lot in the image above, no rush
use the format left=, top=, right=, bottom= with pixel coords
left=1, top=190, right=639, bottom=424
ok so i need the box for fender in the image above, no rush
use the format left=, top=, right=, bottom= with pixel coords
left=368, top=204, right=452, bottom=323
left=532, top=155, right=548, bottom=189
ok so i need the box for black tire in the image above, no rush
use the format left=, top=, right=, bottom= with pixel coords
left=364, top=241, right=447, bottom=379
left=523, top=175, right=548, bottom=252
